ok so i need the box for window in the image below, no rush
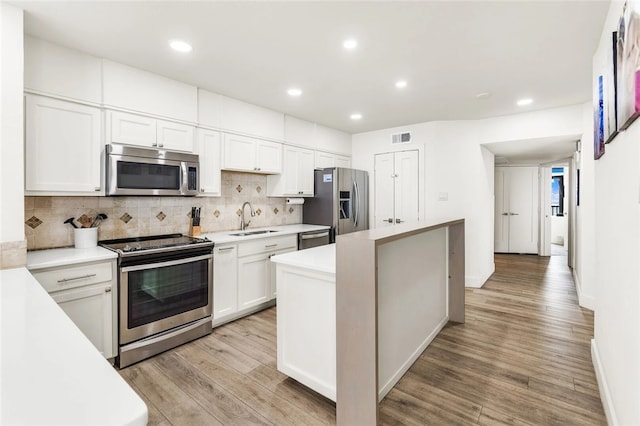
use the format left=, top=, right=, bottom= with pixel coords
left=551, top=175, right=564, bottom=216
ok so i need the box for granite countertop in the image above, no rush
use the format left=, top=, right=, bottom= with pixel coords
left=0, top=267, right=147, bottom=425
left=270, top=243, right=336, bottom=274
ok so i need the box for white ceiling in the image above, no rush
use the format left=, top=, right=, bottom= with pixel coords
left=13, top=0, right=608, bottom=158
left=483, top=135, right=579, bottom=165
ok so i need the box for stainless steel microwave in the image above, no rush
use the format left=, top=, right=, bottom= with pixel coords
left=106, top=144, right=199, bottom=196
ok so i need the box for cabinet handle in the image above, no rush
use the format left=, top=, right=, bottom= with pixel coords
left=152, top=142, right=158, bottom=147
left=218, top=247, right=235, bottom=252
left=265, top=244, right=278, bottom=248
left=384, top=218, right=393, bottom=223
left=200, top=188, right=205, bottom=193
left=105, top=287, right=112, bottom=293
left=94, top=187, right=101, bottom=192
left=395, top=218, right=404, bottom=224
left=159, top=143, right=164, bottom=147
left=57, top=273, right=97, bottom=283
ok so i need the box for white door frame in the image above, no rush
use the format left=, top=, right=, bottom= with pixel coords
left=538, top=158, right=573, bottom=262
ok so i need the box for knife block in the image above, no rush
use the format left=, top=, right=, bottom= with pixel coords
left=189, top=220, right=201, bottom=237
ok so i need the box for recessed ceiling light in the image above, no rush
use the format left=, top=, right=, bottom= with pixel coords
left=517, top=98, right=533, bottom=106
left=169, top=40, right=192, bottom=53
left=350, top=113, right=362, bottom=120
left=287, top=88, right=302, bottom=97
left=395, top=80, right=408, bottom=89
left=476, top=92, right=491, bottom=99
left=343, top=39, right=358, bottom=49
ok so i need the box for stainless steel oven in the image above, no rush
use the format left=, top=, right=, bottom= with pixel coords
left=101, top=234, right=214, bottom=368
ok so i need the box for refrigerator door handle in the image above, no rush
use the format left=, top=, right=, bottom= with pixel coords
left=353, top=180, right=359, bottom=227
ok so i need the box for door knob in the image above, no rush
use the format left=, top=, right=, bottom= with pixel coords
left=384, top=218, right=393, bottom=223
left=395, top=218, right=404, bottom=223
left=502, top=212, right=509, bottom=216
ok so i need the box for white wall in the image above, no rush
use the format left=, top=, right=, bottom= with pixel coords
left=586, top=2, right=640, bottom=424
left=352, top=120, right=495, bottom=287
left=352, top=105, right=584, bottom=289
left=0, top=3, right=24, bottom=244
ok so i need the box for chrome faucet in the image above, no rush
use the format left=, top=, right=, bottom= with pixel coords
left=240, top=201, right=255, bottom=230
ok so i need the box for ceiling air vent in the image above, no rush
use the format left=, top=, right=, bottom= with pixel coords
left=391, top=132, right=411, bottom=144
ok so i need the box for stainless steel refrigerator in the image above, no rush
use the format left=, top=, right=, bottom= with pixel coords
left=303, top=168, right=369, bottom=243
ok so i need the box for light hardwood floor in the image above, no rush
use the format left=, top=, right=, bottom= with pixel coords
left=119, top=254, right=605, bottom=425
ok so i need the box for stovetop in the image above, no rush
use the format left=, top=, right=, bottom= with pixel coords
left=100, top=233, right=213, bottom=255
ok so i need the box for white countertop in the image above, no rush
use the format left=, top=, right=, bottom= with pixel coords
left=0, top=267, right=147, bottom=425
left=270, top=243, right=336, bottom=274
left=202, top=223, right=330, bottom=245
left=27, top=246, right=118, bottom=270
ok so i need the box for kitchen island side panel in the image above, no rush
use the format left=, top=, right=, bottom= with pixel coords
left=336, top=237, right=378, bottom=425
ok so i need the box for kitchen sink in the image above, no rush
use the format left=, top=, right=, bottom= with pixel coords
left=229, top=230, right=279, bottom=236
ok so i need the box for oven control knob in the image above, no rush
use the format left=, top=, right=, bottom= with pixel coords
left=123, top=244, right=131, bottom=252
left=134, top=244, right=143, bottom=251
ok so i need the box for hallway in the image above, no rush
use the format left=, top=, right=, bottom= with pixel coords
left=120, top=254, right=606, bottom=425
left=380, top=254, right=606, bottom=424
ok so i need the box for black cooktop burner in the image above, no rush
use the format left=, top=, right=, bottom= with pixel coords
left=100, top=233, right=213, bottom=255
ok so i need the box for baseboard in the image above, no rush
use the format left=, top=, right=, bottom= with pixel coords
left=591, top=339, right=618, bottom=425
left=465, top=263, right=494, bottom=288
left=573, top=270, right=595, bottom=311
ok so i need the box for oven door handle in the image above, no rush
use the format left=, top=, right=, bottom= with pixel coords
left=121, top=253, right=213, bottom=273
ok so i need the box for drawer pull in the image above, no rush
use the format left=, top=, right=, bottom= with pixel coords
left=265, top=244, right=278, bottom=248
left=57, top=273, right=97, bottom=283
left=218, top=247, right=235, bottom=252
left=105, top=287, right=112, bottom=293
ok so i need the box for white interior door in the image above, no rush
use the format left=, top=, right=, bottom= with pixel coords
left=394, top=150, right=419, bottom=225
left=374, top=150, right=420, bottom=228
left=494, top=166, right=539, bottom=254
left=374, top=153, right=395, bottom=228
left=508, top=167, right=539, bottom=253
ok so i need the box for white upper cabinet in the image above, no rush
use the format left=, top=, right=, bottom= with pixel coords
left=25, top=94, right=103, bottom=195
left=198, top=89, right=223, bottom=129
left=284, top=115, right=316, bottom=147
left=197, top=128, right=221, bottom=196
left=267, top=145, right=315, bottom=197
left=284, top=115, right=352, bottom=155
left=314, top=124, right=351, bottom=155
left=24, top=36, right=103, bottom=104
left=107, top=111, right=194, bottom=152
left=220, top=96, right=284, bottom=140
left=102, top=60, right=197, bottom=123
left=222, top=133, right=282, bottom=174
left=315, top=151, right=351, bottom=169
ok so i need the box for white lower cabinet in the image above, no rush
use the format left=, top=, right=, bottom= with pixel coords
left=213, top=234, right=297, bottom=326
left=213, top=244, right=238, bottom=321
left=238, top=253, right=271, bottom=309
left=50, top=283, right=114, bottom=358
left=30, top=260, right=117, bottom=359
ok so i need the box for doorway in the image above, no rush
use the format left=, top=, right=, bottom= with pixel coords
left=494, top=166, right=540, bottom=254
left=540, top=163, right=570, bottom=258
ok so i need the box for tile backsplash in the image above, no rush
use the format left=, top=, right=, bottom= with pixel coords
left=25, top=171, right=303, bottom=250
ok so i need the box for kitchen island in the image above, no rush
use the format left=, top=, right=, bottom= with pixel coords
left=0, top=267, right=147, bottom=425
left=271, top=218, right=465, bottom=425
